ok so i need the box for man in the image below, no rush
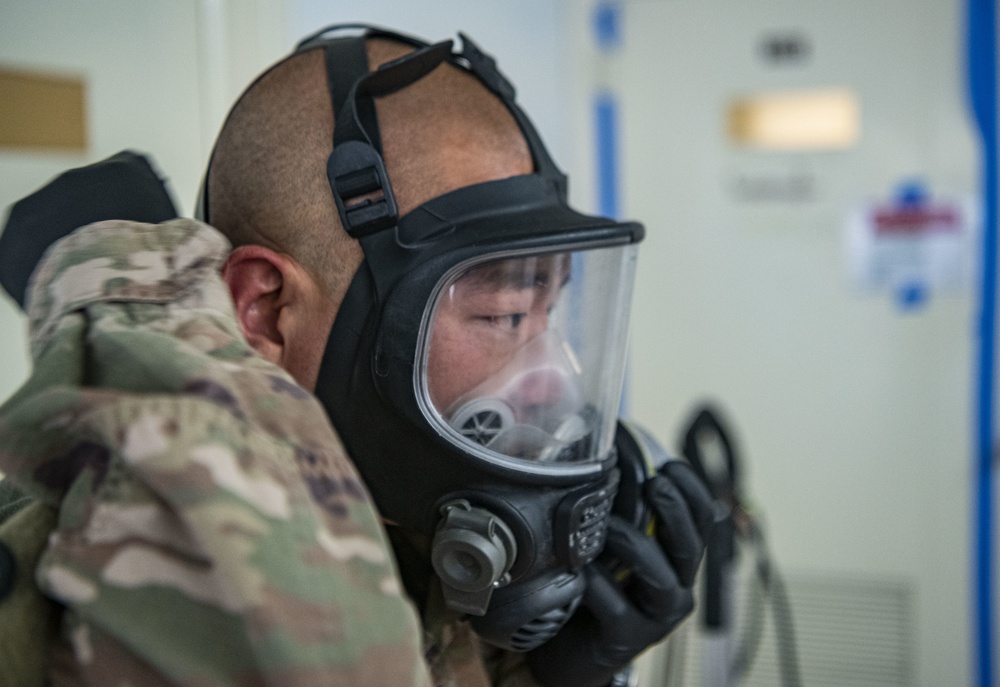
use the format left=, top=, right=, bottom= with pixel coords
left=0, top=25, right=713, bottom=687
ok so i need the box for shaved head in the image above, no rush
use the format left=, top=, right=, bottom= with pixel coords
left=207, top=37, right=532, bottom=309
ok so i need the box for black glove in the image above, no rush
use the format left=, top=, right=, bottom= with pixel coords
left=0, top=150, right=177, bottom=308
left=526, top=462, right=715, bottom=687
left=645, top=461, right=717, bottom=588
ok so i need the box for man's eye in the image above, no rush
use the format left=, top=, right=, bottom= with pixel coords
left=480, top=313, right=525, bottom=329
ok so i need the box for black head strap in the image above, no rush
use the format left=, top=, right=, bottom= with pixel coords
left=298, top=24, right=569, bottom=239
left=297, top=23, right=435, bottom=157
left=199, top=25, right=569, bottom=236
left=452, top=32, right=566, bottom=192
left=325, top=39, right=454, bottom=238
left=323, top=36, right=381, bottom=154
left=333, top=39, right=454, bottom=149
left=454, top=32, right=515, bottom=102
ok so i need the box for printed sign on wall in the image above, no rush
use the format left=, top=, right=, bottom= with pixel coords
left=846, top=180, right=978, bottom=309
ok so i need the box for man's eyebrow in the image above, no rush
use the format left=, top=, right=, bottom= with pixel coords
left=458, top=257, right=571, bottom=293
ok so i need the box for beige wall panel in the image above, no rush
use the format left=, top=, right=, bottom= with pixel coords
left=0, top=68, right=87, bottom=150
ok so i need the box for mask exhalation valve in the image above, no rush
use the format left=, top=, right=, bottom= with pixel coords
left=431, top=499, right=517, bottom=615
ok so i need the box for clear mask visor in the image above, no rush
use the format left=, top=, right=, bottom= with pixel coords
left=419, top=244, right=638, bottom=471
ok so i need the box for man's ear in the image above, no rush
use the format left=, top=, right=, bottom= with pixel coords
left=222, top=245, right=287, bottom=364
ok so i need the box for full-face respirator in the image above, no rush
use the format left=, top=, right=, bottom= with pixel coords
left=201, top=24, right=646, bottom=652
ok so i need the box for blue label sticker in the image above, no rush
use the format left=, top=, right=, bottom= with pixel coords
left=893, top=179, right=930, bottom=208
left=895, top=281, right=929, bottom=311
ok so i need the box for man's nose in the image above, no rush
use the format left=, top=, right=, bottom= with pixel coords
left=502, top=332, right=580, bottom=419
left=506, top=365, right=574, bottom=412
left=522, top=308, right=549, bottom=342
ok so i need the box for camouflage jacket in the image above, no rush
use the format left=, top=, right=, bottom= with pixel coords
left=0, top=219, right=453, bottom=686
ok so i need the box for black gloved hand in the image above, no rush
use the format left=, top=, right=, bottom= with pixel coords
left=526, top=462, right=715, bottom=687
left=0, top=150, right=177, bottom=308
left=645, top=461, right=717, bottom=588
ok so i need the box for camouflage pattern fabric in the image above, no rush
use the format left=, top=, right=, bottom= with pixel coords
left=0, top=496, right=60, bottom=687
left=0, top=219, right=433, bottom=686
left=423, top=586, right=541, bottom=687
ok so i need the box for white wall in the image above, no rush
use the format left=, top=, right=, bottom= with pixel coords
left=567, top=1, right=977, bottom=685
left=0, top=0, right=203, bottom=396
left=0, top=0, right=289, bottom=399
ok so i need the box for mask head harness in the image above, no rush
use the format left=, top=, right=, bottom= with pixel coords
left=201, top=24, right=644, bottom=652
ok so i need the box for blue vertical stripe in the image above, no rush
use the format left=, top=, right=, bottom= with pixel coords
left=593, top=1, right=622, bottom=51
left=592, top=2, right=627, bottom=417
left=967, top=1, right=997, bottom=685
left=594, top=89, right=627, bottom=414
left=595, top=90, right=620, bottom=220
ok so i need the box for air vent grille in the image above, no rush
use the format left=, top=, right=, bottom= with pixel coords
left=660, top=571, right=916, bottom=687
left=743, top=574, right=914, bottom=687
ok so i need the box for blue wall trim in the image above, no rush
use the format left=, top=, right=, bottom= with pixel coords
left=594, top=90, right=620, bottom=220
left=967, top=1, right=997, bottom=685
left=594, top=89, right=626, bottom=413
left=593, top=0, right=622, bottom=52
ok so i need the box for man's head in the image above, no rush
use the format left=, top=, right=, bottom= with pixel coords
left=203, top=26, right=644, bottom=650
left=207, top=37, right=531, bottom=389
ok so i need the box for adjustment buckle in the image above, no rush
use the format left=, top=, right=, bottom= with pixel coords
left=327, top=140, right=398, bottom=237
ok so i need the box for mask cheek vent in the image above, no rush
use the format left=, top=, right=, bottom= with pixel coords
left=506, top=593, right=583, bottom=652
left=469, top=570, right=586, bottom=652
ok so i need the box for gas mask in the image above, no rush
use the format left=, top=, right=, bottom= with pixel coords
left=200, top=25, right=644, bottom=652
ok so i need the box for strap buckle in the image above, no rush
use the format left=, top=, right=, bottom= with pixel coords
left=327, top=140, right=398, bottom=238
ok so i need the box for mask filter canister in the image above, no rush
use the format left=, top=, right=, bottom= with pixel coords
left=431, top=500, right=517, bottom=615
